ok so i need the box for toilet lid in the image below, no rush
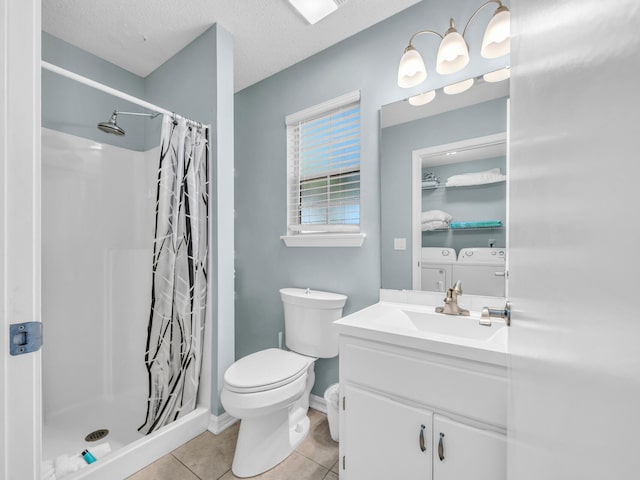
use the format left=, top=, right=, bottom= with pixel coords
left=224, top=348, right=314, bottom=393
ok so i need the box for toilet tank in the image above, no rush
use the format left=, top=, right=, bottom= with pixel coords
left=280, top=288, right=347, bottom=358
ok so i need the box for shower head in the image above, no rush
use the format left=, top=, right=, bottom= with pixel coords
left=97, top=110, right=161, bottom=136
left=97, top=111, right=125, bottom=136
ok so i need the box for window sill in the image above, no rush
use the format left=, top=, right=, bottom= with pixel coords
left=281, top=233, right=366, bottom=247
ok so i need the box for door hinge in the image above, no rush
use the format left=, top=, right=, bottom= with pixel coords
left=10, top=322, right=43, bottom=355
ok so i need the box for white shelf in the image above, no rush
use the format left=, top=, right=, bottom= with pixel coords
left=422, top=179, right=506, bottom=190
left=423, top=225, right=504, bottom=232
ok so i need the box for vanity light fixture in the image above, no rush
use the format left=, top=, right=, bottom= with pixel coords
left=397, top=0, right=510, bottom=88
left=287, top=0, right=339, bottom=25
left=408, top=90, right=437, bottom=106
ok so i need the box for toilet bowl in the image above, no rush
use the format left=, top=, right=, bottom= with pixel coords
left=221, top=288, right=347, bottom=478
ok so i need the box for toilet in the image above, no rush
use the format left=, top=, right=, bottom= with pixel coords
left=221, top=287, right=347, bottom=478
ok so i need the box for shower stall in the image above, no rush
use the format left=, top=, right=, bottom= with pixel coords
left=40, top=63, right=213, bottom=480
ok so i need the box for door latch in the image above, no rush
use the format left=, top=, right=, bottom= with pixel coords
left=10, top=322, right=43, bottom=355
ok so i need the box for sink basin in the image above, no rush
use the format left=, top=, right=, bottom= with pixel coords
left=334, top=301, right=508, bottom=365
left=365, top=308, right=504, bottom=342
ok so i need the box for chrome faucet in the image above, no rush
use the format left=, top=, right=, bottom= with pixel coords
left=435, top=280, right=470, bottom=316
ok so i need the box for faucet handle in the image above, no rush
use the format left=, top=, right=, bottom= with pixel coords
left=479, top=302, right=512, bottom=327
left=480, top=308, right=492, bottom=326
left=452, top=280, right=462, bottom=294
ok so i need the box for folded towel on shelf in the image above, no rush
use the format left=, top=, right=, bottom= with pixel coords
left=421, top=210, right=452, bottom=224
left=446, top=168, right=506, bottom=187
left=421, top=180, right=439, bottom=189
left=422, top=220, right=450, bottom=231
left=449, top=220, right=503, bottom=229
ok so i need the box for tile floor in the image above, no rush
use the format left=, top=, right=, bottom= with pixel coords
left=128, top=409, right=339, bottom=480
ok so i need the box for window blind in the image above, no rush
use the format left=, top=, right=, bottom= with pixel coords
left=286, top=91, right=361, bottom=233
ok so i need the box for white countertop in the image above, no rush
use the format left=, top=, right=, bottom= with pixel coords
left=335, top=300, right=509, bottom=367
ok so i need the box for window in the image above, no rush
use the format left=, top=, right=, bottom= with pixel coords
left=284, top=91, right=363, bottom=246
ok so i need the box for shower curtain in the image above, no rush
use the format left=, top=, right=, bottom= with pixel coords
left=139, top=115, right=209, bottom=435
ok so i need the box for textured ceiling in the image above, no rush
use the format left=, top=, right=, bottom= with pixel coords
left=42, top=0, right=422, bottom=92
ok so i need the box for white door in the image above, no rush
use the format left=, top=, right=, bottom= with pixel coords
left=433, top=414, right=505, bottom=480
left=0, top=1, right=42, bottom=479
left=342, top=384, right=432, bottom=480
left=508, top=1, right=640, bottom=479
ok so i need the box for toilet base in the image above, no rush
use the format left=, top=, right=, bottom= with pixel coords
left=231, top=406, right=310, bottom=478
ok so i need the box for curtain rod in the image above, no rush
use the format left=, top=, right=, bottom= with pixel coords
left=41, top=61, right=209, bottom=128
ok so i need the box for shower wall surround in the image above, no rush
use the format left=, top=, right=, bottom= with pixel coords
left=41, top=127, right=157, bottom=420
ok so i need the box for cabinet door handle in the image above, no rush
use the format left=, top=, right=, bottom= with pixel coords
left=419, top=424, right=426, bottom=452
left=438, top=433, right=445, bottom=461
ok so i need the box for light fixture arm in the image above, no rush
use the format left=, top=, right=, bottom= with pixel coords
left=462, top=0, right=506, bottom=38
left=407, top=29, right=444, bottom=47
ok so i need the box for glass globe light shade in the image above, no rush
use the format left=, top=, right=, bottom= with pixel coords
left=398, top=45, right=427, bottom=88
left=443, top=78, right=474, bottom=95
left=436, top=27, right=469, bottom=75
left=408, top=90, right=436, bottom=106
left=481, top=7, right=511, bottom=58
left=483, top=67, right=510, bottom=83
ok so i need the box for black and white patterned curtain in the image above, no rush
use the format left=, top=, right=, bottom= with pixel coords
left=139, top=114, right=209, bottom=435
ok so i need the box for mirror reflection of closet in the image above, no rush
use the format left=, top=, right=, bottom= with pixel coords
left=379, top=76, right=509, bottom=296
left=412, top=134, right=507, bottom=296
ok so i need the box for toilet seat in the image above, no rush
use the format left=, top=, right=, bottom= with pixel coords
left=224, top=348, right=314, bottom=394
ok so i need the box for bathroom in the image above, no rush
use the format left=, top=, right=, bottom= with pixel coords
left=2, top=0, right=640, bottom=479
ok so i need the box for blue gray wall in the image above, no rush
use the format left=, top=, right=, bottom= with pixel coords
left=42, top=32, right=147, bottom=151
left=381, top=97, right=508, bottom=289
left=234, top=0, right=509, bottom=396
left=144, top=27, right=220, bottom=149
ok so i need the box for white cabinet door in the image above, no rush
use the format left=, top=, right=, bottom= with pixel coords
left=342, top=384, right=432, bottom=480
left=433, top=414, right=505, bottom=480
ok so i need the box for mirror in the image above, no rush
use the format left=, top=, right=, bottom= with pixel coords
left=380, top=75, right=509, bottom=297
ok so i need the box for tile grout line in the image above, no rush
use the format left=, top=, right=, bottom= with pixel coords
left=170, top=452, right=207, bottom=480
left=217, top=468, right=232, bottom=480
left=293, top=448, right=333, bottom=474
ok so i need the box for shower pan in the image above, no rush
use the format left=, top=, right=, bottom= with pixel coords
left=41, top=62, right=212, bottom=480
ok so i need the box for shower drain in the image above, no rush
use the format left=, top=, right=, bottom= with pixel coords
left=84, top=429, right=109, bottom=442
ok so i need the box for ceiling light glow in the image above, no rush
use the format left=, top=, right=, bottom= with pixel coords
left=288, top=0, right=338, bottom=25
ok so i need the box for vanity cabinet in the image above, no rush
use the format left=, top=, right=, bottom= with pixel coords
left=338, top=336, right=507, bottom=480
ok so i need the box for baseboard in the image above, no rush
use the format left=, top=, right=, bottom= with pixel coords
left=208, top=411, right=238, bottom=434
left=309, top=393, right=327, bottom=414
